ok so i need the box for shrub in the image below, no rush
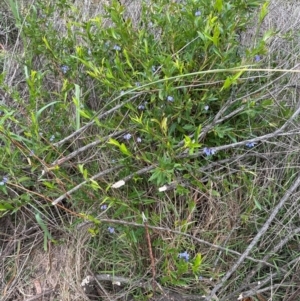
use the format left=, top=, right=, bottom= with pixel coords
left=2, top=0, right=300, bottom=300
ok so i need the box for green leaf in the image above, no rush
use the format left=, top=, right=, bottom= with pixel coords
left=261, top=99, right=273, bottom=107
left=108, top=138, right=132, bottom=156
left=88, top=227, right=99, bottom=237
left=222, top=76, right=233, bottom=90
left=120, top=143, right=132, bottom=156
left=161, top=117, right=168, bottom=135
left=222, top=70, right=245, bottom=90
left=211, top=190, right=220, bottom=197
left=259, top=1, right=269, bottom=23
left=263, top=29, right=275, bottom=41
left=83, top=168, right=88, bottom=180
left=78, top=164, right=84, bottom=174
left=214, top=0, right=223, bottom=12
left=79, top=109, right=92, bottom=119
left=36, top=101, right=61, bottom=120
left=90, top=179, right=100, bottom=190
left=108, top=138, right=121, bottom=148
left=212, top=25, right=220, bottom=46
left=194, top=124, right=202, bottom=141
left=184, top=135, right=192, bottom=147
left=35, top=213, right=53, bottom=251
left=254, top=198, right=262, bottom=210
left=192, top=253, right=203, bottom=273
left=0, top=202, right=14, bottom=211
left=42, top=181, right=55, bottom=189
left=0, top=185, right=8, bottom=195
left=123, top=49, right=134, bottom=71
left=73, top=84, right=81, bottom=130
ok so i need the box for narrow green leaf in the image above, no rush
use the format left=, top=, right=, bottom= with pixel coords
left=36, top=101, right=61, bottom=120
left=90, top=179, right=100, bottom=190
left=184, top=135, right=192, bottom=148
left=214, top=0, right=223, bottom=13
left=35, top=213, right=52, bottom=251
left=0, top=202, right=14, bottom=211
left=222, top=77, right=232, bottom=90
left=73, top=84, right=81, bottom=130
left=254, top=198, right=262, bottom=210
left=42, top=181, right=55, bottom=189
left=192, top=253, right=203, bottom=273
left=83, top=168, right=88, bottom=180
left=119, top=143, right=132, bottom=156
left=78, top=164, right=84, bottom=174
left=108, top=138, right=121, bottom=147
left=194, top=124, right=202, bottom=141
left=123, top=49, right=134, bottom=71
left=259, top=1, right=269, bottom=23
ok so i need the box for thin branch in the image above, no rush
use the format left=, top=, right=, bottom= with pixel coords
left=238, top=255, right=300, bottom=298
left=177, top=66, right=300, bottom=148
left=111, top=164, right=157, bottom=188
left=112, top=128, right=300, bottom=188
left=179, top=129, right=300, bottom=160
left=51, top=130, right=126, bottom=166
left=220, top=247, right=300, bottom=301
left=206, top=173, right=300, bottom=300
left=84, top=274, right=207, bottom=300
left=88, top=269, right=114, bottom=301
left=237, top=283, right=292, bottom=301
left=54, top=67, right=300, bottom=147
left=52, top=165, right=123, bottom=205
left=53, top=94, right=141, bottom=147
left=246, top=226, right=300, bottom=282
left=285, top=286, right=300, bottom=301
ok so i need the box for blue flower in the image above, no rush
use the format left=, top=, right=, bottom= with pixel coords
left=100, top=204, right=107, bottom=210
left=151, top=66, right=156, bottom=72
left=50, top=135, right=55, bottom=142
left=203, top=147, right=216, bottom=156
left=178, top=251, right=189, bottom=261
left=245, top=142, right=256, bottom=148
left=138, top=104, right=145, bottom=110
left=60, top=65, right=69, bottom=74
left=195, top=10, right=201, bottom=17
left=137, top=137, right=142, bottom=143
left=167, top=96, right=174, bottom=102
left=0, top=176, right=8, bottom=186
left=204, top=105, right=209, bottom=111
left=254, top=55, right=261, bottom=62
left=113, top=45, right=121, bottom=51
left=108, top=226, right=115, bottom=234
left=123, top=133, right=132, bottom=140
